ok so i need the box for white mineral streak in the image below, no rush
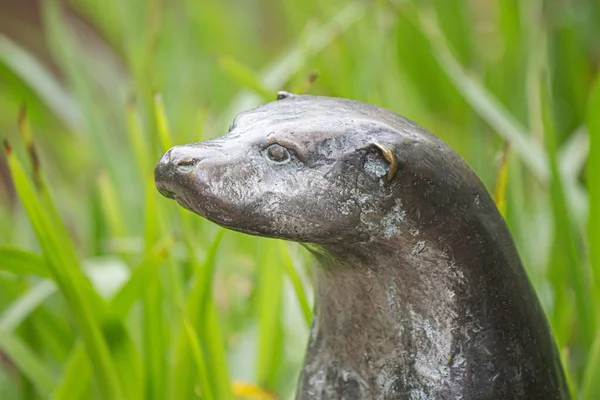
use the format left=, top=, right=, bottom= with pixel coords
left=338, top=198, right=355, bottom=216
left=380, top=200, right=407, bottom=239
left=307, top=370, right=325, bottom=396
left=411, top=240, right=426, bottom=255
left=375, top=368, right=398, bottom=395
left=364, top=153, right=388, bottom=178
left=402, top=241, right=466, bottom=399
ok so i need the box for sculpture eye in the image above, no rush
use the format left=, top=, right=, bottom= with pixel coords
left=264, top=144, right=291, bottom=164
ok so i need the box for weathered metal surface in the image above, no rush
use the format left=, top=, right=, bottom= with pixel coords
left=155, top=95, right=569, bottom=399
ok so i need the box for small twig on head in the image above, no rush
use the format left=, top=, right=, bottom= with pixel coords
left=16, top=106, right=42, bottom=186
left=18, top=104, right=27, bottom=134
left=294, top=70, right=320, bottom=94
left=27, top=144, right=41, bottom=177
left=2, top=139, right=12, bottom=155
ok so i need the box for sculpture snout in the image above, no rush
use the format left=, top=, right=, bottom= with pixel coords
left=155, top=145, right=204, bottom=199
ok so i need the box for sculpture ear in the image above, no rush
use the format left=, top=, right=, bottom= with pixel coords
left=363, top=142, right=398, bottom=184
left=326, top=142, right=399, bottom=184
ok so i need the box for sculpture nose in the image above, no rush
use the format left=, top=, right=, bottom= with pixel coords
left=154, top=146, right=201, bottom=199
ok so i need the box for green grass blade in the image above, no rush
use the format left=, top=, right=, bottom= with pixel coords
left=170, top=231, right=226, bottom=399
left=261, top=1, right=369, bottom=89
left=218, top=56, right=274, bottom=101
left=104, top=320, right=144, bottom=400
left=581, top=333, right=600, bottom=400
left=97, top=172, right=127, bottom=238
left=42, top=0, right=129, bottom=190
left=256, top=241, right=284, bottom=390
left=183, top=319, right=214, bottom=400
left=202, top=299, right=232, bottom=400
left=587, top=75, right=600, bottom=311
left=170, top=331, right=195, bottom=399
left=558, top=127, right=589, bottom=225
left=291, top=71, right=319, bottom=95
left=13, top=109, right=144, bottom=398
left=109, top=237, right=172, bottom=319
left=415, top=7, right=549, bottom=182
left=155, top=93, right=173, bottom=152
left=195, top=231, right=232, bottom=400
left=51, top=343, right=91, bottom=400
left=0, top=280, right=56, bottom=332
left=560, top=348, right=577, bottom=399
left=3, top=141, right=124, bottom=399
left=279, top=242, right=312, bottom=327
left=0, top=35, right=80, bottom=127
left=196, top=230, right=225, bottom=314
left=224, top=1, right=369, bottom=120
left=26, top=308, right=73, bottom=361
left=541, top=82, right=595, bottom=349
left=139, top=157, right=168, bottom=399
left=0, top=247, right=50, bottom=277
left=193, top=104, right=209, bottom=142
left=142, top=277, right=166, bottom=400
left=0, top=332, right=56, bottom=397
left=143, top=172, right=161, bottom=249
left=126, top=99, right=152, bottom=174
left=493, top=143, right=511, bottom=217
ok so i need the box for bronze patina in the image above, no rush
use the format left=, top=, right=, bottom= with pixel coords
left=155, top=94, right=569, bottom=399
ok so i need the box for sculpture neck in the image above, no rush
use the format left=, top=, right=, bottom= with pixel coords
left=294, top=197, right=570, bottom=400
left=315, top=242, right=463, bottom=352
left=298, top=238, right=473, bottom=399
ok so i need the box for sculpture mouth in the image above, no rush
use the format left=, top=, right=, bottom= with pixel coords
left=156, top=184, right=176, bottom=199
left=173, top=195, right=196, bottom=213
left=156, top=183, right=196, bottom=214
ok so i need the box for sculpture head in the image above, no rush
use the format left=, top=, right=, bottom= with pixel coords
left=155, top=94, right=484, bottom=246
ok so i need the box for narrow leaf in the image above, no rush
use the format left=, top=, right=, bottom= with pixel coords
left=224, top=1, right=369, bottom=121
left=51, top=343, right=91, bottom=400
left=126, top=99, right=151, bottom=174
left=4, top=142, right=124, bottom=399
left=0, top=35, right=80, bottom=127
left=292, top=71, right=319, bottom=95
left=154, top=93, right=173, bottom=152
left=493, top=143, right=510, bottom=217
left=0, top=280, right=56, bottom=332
left=109, top=237, right=172, bottom=318
left=218, top=56, right=274, bottom=102
left=97, top=172, right=127, bottom=238
left=416, top=8, right=549, bottom=182
left=256, top=242, right=284, bottom=390
left=202, top=299, right=232, bottom=400
left=587, top=75, right=600, bottom=311
left=0, top=247, right=50, bottom=277
left=0, top=332, right=56, bottom=397
left=170, top=232, right=225, bottom=399
left=541, top=81, right=594, bottom=348
left=581, top=333, right=600, bottom=400
left=279, top=242, right=312, bottom=327
left=183, top=319, right=214, bottom=400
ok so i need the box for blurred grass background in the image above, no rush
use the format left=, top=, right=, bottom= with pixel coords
left=0, top=0, right=599, bottom=398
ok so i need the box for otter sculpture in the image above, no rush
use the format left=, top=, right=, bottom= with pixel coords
left=155, top=93, right=569, bottom=399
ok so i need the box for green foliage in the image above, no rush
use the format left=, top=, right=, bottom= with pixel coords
left=0, top=0, right=598, bottom=398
